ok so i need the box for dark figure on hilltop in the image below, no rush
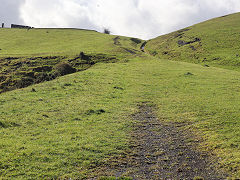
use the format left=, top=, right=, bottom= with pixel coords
left=1, top=23, right=4, bottom=28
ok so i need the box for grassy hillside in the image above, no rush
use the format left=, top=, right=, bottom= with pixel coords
left=0, top=55, right=239, bottom=178
left=0, top=28, right=143, bottom=93
left=0, top=28, right=141, bottom=56
left=0, top=18, right=240, bottom=179
left=146, top=12, right=240, bottom=70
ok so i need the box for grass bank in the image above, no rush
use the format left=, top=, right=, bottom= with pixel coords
left=0, top=55, right=239, bottom=178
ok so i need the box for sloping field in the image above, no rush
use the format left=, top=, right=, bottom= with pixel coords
left=146, top=12, right=240, bottom=71
left=0, top=55, right=239, bottom=178
left=0, top=28, right=140, bottom=56
left=0, top=15, right=239, bottom=179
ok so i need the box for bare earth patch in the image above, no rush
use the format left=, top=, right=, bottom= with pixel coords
left=92, top=103, right=227, bottom=179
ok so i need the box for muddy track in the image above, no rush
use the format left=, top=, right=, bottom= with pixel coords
left=93, top=103, right=227, bottom=179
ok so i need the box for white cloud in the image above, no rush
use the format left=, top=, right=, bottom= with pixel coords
left=20, top=0, right=98, bottom=29
left=18, top=0, right=240, bottom=39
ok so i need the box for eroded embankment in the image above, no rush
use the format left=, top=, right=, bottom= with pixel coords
left=0, top=53, right=117, bottom=94
left=93, top=103, right=227, bottom=179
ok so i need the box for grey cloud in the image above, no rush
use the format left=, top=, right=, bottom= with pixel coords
left=0, top=0, right=25, bottom=27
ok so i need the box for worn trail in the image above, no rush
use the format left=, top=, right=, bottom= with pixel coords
left=94, top=103, right=227, bottom=179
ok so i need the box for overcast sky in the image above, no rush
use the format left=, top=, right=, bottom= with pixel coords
left=1, top=0, right=240, bottom=39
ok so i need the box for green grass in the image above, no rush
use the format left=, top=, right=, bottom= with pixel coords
left=0, top=61, right=134, bottom=179
left=0, top=16, right=240, bottom=179
left=0, top=28, right=141, bottom=57
left=0, top=28, right=142, bottom=93
left=0, top=55, right=239, bottom=178
left=146, top=12, right=240, bottom=71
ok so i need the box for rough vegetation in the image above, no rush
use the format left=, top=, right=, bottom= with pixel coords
left=0, top=54, right=118, bottom=93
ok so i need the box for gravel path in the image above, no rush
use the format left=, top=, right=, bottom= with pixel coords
left=93, top=103, right=227, bottom=179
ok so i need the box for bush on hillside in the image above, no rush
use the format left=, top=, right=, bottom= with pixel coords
left=54, top=62, right=76, bottom=76
left=103, top=28, right=111, bottom=34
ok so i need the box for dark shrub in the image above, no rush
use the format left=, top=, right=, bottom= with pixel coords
left=54, top=62, right=76, bottom=76
left=79, top=52, right=90, bottom=60
left=103, top=28, right=110, bottom=34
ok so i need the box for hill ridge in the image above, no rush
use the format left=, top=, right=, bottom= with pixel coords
left=146, top=12, right=240, bottom=71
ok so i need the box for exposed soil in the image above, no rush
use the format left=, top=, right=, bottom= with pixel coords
left=92, top=103, right=227, bottom=179
left=0, top=54, right=117, bottom=94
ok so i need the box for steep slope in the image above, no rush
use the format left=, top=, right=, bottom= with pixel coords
left=146, top=12, right=240, bottom=70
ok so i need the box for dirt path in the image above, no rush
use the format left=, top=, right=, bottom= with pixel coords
left=93, top=103, right=227, bottom=179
